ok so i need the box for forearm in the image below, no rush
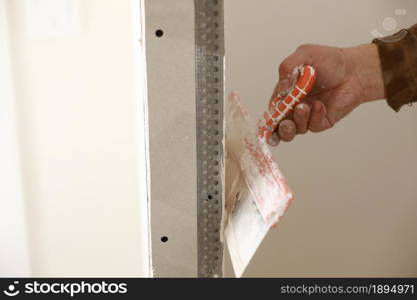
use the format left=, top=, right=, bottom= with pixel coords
left=343, top=44, right=385, bottom=104
left=341, top=23, right=417, bottom=110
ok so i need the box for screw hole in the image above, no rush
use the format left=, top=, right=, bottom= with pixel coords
left=208, top=195, right=213, bottom=200
left=161, top=236, right=168, bottom=243
left=155, top=29, right=164, bottom=37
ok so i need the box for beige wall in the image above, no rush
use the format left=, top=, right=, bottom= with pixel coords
left=6, top=0, right=149, bottom=276
left=224, top=0, right=417, bottom=277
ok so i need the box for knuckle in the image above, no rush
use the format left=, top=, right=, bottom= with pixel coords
left=281, top=133, right=295, bottom=142
left=278, top=61, right=290, bottom=76
left=296, top=43, right=314, bottom=52
left=309, top=127, right=322, bottom=133
left=308, top=122, right=323, bottom=133
left=296, top=128, right=306, bottom=135
left=327, top=117, right=336, bottom=129
left=294, top=118, right=306, bottom=131
left=278, top=121, right=295, bottom=139
left=294, top=109, right=308, bottom=122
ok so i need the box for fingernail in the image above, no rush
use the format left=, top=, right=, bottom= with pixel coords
left=277, top=79, right=290, bottom=93
left=296, top=104, right=306, bottom=116
left=270, top=132, right=280, bottom=146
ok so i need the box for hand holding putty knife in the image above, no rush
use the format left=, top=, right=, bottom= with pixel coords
left=224, top=65, right=316, bottom=277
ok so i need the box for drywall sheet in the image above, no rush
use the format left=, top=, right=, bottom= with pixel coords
left=145, top=0, right=198, bottom=277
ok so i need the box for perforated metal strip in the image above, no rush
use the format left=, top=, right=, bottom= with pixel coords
left=195, top=0, right=224, bottom=278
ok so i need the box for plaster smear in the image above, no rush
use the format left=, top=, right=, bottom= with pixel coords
left=224, top=92, right=294, bottom=277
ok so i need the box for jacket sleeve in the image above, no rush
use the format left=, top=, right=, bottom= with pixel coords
left=373, top=24, right=417, bottom=111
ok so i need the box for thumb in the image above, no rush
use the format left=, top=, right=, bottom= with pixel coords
left=277, top=45, right=313, bottom=94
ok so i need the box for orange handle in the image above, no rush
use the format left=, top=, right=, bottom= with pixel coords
left=257, top=65, right=316, bottom=146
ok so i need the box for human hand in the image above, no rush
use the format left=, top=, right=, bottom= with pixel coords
left=271, top=44, right=385, bottom=143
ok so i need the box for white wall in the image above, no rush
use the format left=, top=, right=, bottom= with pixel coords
left=5, top=0, right=149, bottom=276
left=225, top=0, right=417, bottom=277
left=0, top=0, right=30, bottom=277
